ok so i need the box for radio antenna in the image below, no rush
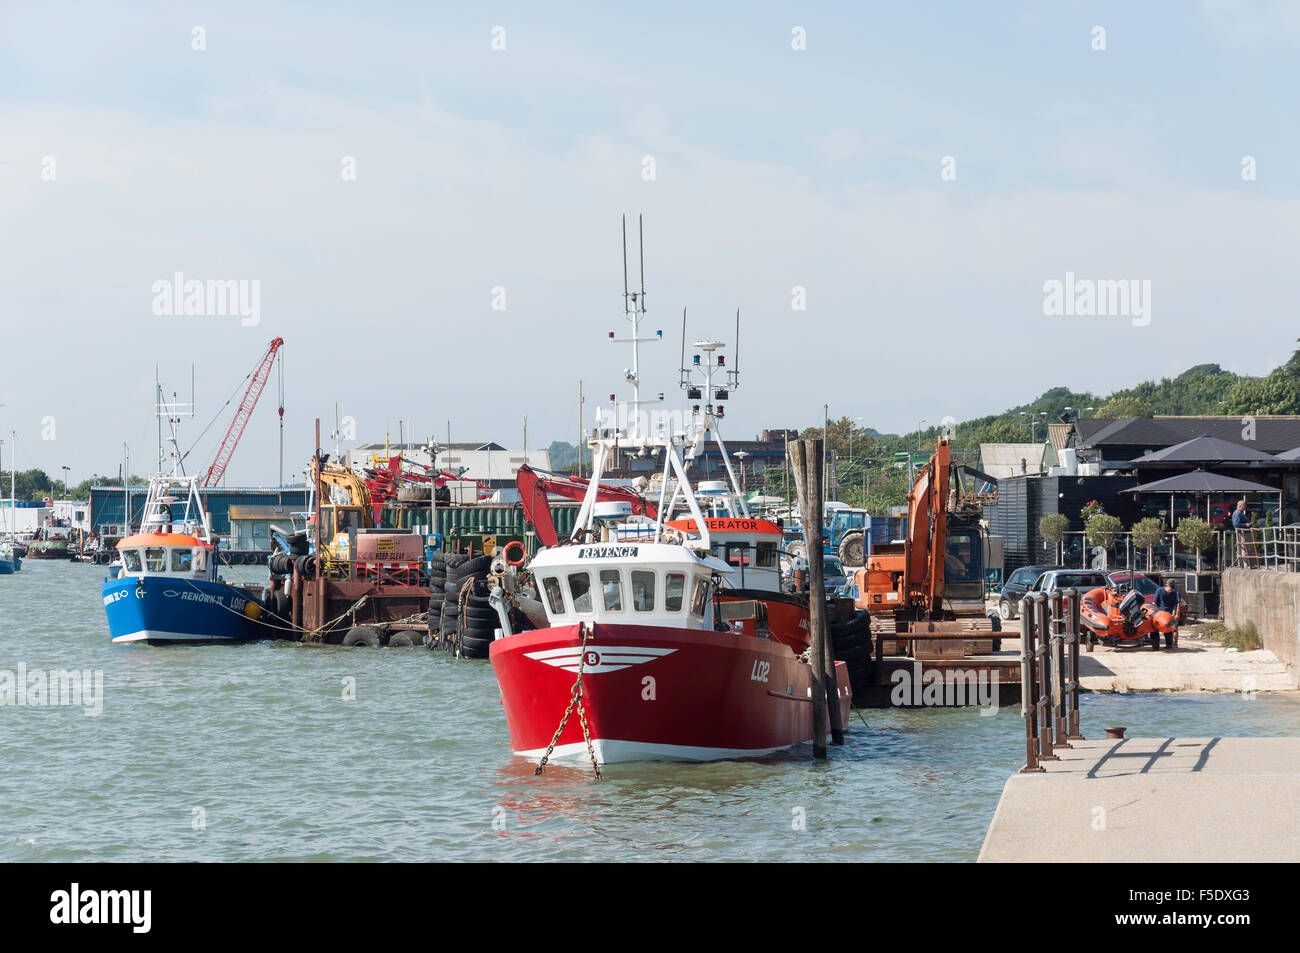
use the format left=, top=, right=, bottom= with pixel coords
left=678, top=307, right=688, bottom=387
left=622, top=214, right=630, bottom=314
left=732, top=308, right=741, bottom=390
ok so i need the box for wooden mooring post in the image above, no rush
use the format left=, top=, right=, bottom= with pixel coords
left=787, top=438, right=844, bottom=756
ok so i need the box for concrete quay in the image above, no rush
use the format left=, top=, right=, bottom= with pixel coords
left=979, top=737, right=1300, bottom=862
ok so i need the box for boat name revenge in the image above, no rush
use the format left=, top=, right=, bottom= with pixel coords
left=576, top=546, right=639, bottom=559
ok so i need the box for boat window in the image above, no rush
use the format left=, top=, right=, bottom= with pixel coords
left=170, top=548, right=193, bottom=573
left=690, top=576, right=710, bottom=617
left=542, top=576, right=566, bottom=615
left=665, top=572, right=686, bottom=612
left=568, top=572, right=593, bottom=613
left=631, top=570, right=656, bottom=611
left=600, top=570, right=624, bottom=611
left=725, top=542, right=750, bottom=567
left=123, top=549, right=143, bottom=573
left=145, top=548, right=167, bottom=573
left=756, top=542, right=778, bottom=568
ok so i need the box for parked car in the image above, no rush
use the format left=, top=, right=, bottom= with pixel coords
left=997, top=564, right=1061, bottom=620
left=1030, top=569, right=1110, bottom=596
left=1027, top=569, right=1111, bottom=616
left=1108, top=571, right=1188, bottom=624
left=822, top=555, right=848, bottom=597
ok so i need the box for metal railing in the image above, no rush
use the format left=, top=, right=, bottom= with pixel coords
left=1019, top=588, right=1083, bottom=773
left=1222, top=526, right=1300, bottom=571
left=1050, top=531, right=1222, bottom=573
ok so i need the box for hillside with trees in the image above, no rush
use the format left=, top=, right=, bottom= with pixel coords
left=764, top=339, right=1300, bottom=513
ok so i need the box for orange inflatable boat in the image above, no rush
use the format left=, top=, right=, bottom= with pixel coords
left=1079, top=586, right=1177, bottom=649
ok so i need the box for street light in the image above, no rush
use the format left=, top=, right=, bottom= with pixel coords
left=61, top=466, right=70, bottom=499
left=734, top=450, right=748, bottom=495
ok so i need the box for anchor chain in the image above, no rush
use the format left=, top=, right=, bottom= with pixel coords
left=534, top=622, right=602, bottom=779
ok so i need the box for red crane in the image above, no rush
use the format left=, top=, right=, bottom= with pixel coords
left=516, top=464, right=658, bottom=547
left=202, top=337, right=284, bottom=486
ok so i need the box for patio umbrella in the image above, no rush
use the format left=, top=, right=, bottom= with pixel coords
left=1123, top=469, right=1281, bottom=523
left=1277, top=446, right=1300, bottom=461
left=1130, top=434, right=1278, bottom=466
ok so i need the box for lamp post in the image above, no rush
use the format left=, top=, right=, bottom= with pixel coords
left=734, top=450, right=748, bottom=496
left=911, top=420, right=927, bottom=486
left=61, top=466, right=70, bottom=499
left=1020, top=410, right=1047, bottom=442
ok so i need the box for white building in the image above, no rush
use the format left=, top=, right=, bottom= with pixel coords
left=977, top=443, right=1057, bottom=480
left=345, top=441, right=551, bottom=488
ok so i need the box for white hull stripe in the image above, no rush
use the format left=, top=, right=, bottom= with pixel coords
left=523, top=645, right=677, bottom=674
left=514, top=738, right=792, bottom=764
left=111, top=630, right=244, bottom=644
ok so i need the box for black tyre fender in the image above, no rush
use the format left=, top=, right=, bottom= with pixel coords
left=387, top=631, right=419, bottom=648
left=342, top=625, right=382, bottom=647
left=835, top=643, right=870, bottom=664
left=458, top=633, right=493, bottom=658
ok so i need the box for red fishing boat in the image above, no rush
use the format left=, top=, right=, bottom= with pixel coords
left=489, top=216, right=849, bottom=764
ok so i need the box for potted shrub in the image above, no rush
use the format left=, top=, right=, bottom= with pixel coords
left=1176, top=516, right=1217, bottom=573
left=1130, top=517, right=1166, bottom=572
left=1084, top=514, right=1123, bottom=570
left=1039, top=513, right=1070, bottom=565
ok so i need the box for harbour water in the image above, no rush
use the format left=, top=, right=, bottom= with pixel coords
left=3, top=559, right=1298, bottom=862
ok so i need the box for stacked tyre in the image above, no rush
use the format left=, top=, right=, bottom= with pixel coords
left=830, top=610, right=872, bottom=696
left=436, top=553, right=469, bottom=644
left=445, top=554, right=496, bottom=659
left=426, top=552, right=449, bottom=629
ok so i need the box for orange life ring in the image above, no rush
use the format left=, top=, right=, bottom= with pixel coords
left=503, top=540, right=527, bottom=567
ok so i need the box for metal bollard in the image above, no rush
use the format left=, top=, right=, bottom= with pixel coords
left=1033, top=594, right=1058, bottom=764
left=1018, top=597, right=1043, bottom=772
left=1067, top=588, right=1084, bottom=740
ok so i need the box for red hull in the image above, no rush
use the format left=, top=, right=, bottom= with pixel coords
left=489, top=622, right=852, bottom=763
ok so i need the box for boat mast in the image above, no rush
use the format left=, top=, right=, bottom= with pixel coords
left=679, top=310, right=749, bottom=517
left=611, top=213, right=663, bottom=442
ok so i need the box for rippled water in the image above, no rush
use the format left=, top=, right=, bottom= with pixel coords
left=2, top=559, right=1298, bottom=861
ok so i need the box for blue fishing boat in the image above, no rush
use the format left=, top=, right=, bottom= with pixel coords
left=1, top=436, right=20, bottom=573
left=102, top=474, right=267, bottom=644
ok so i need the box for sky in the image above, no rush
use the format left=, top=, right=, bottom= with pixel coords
left=2, top=1, right=1299, bottom=487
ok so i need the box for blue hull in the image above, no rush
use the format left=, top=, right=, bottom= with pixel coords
left=102, top=575, right=263, bottom=644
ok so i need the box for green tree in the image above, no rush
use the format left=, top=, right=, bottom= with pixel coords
left=1084, top=514, right=1124, bottom=566
left=1039, top=513, right=1070, bottom=564
left=1130, top=517, right=1166, bottom=571
left=1221, top=374, right=1300, bottom=416
left=1094, top=396, right=1153, bottom=419
left=1176, top=516, right=1217, bottom=571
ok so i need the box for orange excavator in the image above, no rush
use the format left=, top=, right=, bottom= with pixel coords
left=853, top=437, right=1000, bottom=652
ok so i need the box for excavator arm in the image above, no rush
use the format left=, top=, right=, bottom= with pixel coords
left=516, top=464, right=658, bottom=548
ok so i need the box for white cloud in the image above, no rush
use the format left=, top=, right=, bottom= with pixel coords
left=1, top=83, right=1295, bottom=482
